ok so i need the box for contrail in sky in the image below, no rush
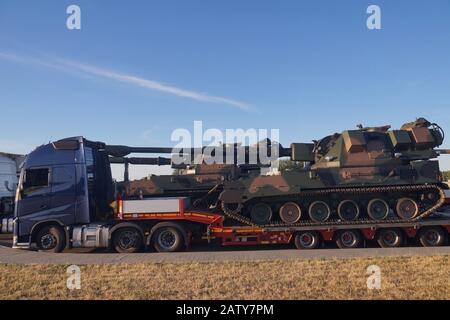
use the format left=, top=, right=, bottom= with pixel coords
left=0, top=51, right=253, bottom=111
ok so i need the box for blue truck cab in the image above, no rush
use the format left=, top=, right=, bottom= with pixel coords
left=13, top=137, right=114, bottom=252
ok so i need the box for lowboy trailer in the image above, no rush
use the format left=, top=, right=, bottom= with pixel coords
left=118, top=197, right=450, bottom=251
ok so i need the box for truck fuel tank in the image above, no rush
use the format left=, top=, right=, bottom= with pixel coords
left=72, top=225, right=110, bottom=248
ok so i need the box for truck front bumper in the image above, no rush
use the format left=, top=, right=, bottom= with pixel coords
left=12, top=242, right=32, bottom=249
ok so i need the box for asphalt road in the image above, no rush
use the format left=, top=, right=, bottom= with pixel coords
left=1, top=234, right=449, bottom=265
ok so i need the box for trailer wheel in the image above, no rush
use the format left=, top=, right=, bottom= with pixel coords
left=152, top=226, right=184, bottom=253
left=36, top=225, right=65, bottom=253
left=418, top=227, right=448, bottom=247
left=376, top=228, right=404, bottom=248
left=294, top=231, right=321, bottom=250
left=113, top=228, right=143, bottom=253
left=335, top=230, right=363, bottom=249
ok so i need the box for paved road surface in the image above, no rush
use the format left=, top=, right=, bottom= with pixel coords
left=0, top=234, right=449, bottom=265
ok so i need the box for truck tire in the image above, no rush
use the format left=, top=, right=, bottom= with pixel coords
left=335, top=230, right=363, bottom=249
left=376, top=228, right=404, bottom=248
left=418, top=227, right=448, bottom=247
left=152, top=226, right=184, bottom=253
left=113, top=227, right=143, bottom=253
left=294, top=231, right=321, bottom=250
left=36, top=225, right=65, bottom=253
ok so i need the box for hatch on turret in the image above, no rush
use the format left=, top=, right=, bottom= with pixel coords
left=343, top=131, right=366, bottom=153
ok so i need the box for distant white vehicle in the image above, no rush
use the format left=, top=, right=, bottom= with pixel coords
left=0, top=152, right=24, bottom=215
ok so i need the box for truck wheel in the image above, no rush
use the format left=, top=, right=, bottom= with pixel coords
left=113, top=228, right=143, bottom=253
left=294, top=231, right=321, bottom=250
left=377, top=228, right=404, bottom=248
left=36, top=225, right=65, bottom=253
left=418, top=227, right=448, bottom=247
left=335, top=230, right=363, bottom=249
left=152, top=227, right=184, bottom=253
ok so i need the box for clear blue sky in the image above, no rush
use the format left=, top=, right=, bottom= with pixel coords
left=1, top=0, right=450, bottom=178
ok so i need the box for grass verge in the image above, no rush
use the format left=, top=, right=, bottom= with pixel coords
left=0, top=255, right=449, bottom=300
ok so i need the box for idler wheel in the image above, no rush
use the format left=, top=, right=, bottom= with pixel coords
left=308, top=201, right=331, bottom=223
left=396, top=198, right=419, bottom=220
left=279, top=202, right=302, bottom=224
left=367, top=198, right=390, bottom=220
left=250, top=203, right=273, bottom=225
left=337, top=200, right=360, bottom=221
left=221, top=202, right=243, bottom=215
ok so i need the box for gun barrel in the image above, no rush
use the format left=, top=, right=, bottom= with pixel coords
left=109, top=157, right=172, bottom=166
left=106, top=144, right=291, bottom=159
left=436, top=149, right=450, bottom=155
left=106, top=145, right=175, bottom=157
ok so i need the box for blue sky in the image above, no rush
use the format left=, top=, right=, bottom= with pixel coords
left=1, top=0, right=450, bottom=178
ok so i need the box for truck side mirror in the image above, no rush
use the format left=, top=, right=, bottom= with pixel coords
left=4, top=181, right=17, bottom=192
left=19, top=187, right=25, bottom=199
left=18, top=180, right=26, bottom=199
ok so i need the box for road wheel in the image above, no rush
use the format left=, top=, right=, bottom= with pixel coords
left=337, top=200, right=360, bottom=221
left=294, top=231, right=321, bottom=250
left=335, top=230, right=363, bottom=249
left=152, top=227, right=184, bottom=253
left=418, top=227, right=448, bottom=247
left=250, top=203, right=273, bottom=225
left=396, top=198, right=419, bottom=220
left=308, top=201, right=331, bottom=222
left=113, top=227, right=143, bottom=253
left=36, top=225, right=65, bottom=253
left=377, top=228, right=404, bottom=248
left=367, top=199, right=390, bottom=220
left=279, top=202, right=301, bottom=224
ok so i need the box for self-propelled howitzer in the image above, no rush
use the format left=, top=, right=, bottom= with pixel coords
left=219, top=118, right=450, bottom=226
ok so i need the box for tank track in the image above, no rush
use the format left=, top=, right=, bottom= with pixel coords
left=220, top=184, right=447, bottom=228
